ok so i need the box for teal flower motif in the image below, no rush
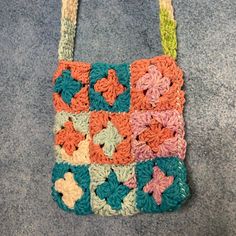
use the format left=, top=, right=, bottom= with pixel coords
left=54, top=70, right=82, bottom=105
left=95, top=171, right=130, bottom=210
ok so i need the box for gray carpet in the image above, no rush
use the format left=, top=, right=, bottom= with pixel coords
left=0, top=0, right=235, bottom=235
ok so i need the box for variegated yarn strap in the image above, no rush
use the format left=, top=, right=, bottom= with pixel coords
left=58, top=0, right=178, bottom=61
left=159, top=0, right=177, bottom=59
left=58, top=0, right=78, bottom=61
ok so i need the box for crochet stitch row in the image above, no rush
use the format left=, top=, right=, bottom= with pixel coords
left=58, top=0, right=178, bottom=61
left=52, top=56, right=186, bottom=163
left=52, top=157, right=190, bottom=216
left=54, top=109, right=186, bottom=165
left=53, top=55, right=185, bottom=113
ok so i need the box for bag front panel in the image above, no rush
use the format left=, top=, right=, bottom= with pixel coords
left=51, top=55, right=189, bottom=216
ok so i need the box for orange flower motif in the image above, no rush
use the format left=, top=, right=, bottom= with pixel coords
left=94, top=69, right=125, bottom=105
left=55, top=121, right=84, bottom=155
left=139, top=119, right=174, bottom=153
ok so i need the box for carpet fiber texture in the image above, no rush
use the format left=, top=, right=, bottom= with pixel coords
left=0, top=0, right=235, bottom=235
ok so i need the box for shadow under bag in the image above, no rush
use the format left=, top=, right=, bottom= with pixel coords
left=51, top=0, right=190, bottom=216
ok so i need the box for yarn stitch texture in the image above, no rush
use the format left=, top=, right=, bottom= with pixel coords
left=51, top=0, right=190, bottom=216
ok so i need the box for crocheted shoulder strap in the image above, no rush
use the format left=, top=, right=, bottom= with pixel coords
left=58, top=0, right=178, bottom=61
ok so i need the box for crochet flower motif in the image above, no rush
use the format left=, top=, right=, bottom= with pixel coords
left=136, top=65, right=170, bottom=106
left=54, top=70, right=82, bottom=105
left=139, top=119, right=174, bottom=152
left=55, top=121, right=84, bottom=155
left=54, top=172, right=83, bottom=209
left=94, top=69, right=125, bottom=106
left=95, top=171, right=131, bottom=210
left=143, top=166, right=174, bottom=205
left=93, top=121, right=123, bottom=158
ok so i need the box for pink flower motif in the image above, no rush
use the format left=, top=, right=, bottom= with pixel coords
left=143, top=166, right=174, bottom=205
left=136, top=65, right=171, bottom=107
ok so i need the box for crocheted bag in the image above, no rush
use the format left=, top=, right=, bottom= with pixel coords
left=51, top=0, right=190, bottom=216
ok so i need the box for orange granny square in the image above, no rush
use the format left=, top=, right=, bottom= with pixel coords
left=53, top=61, right=91, bottom=113
left=89, top=111, right=134, bottom=164
left=130, top=55, right=185, bottom=113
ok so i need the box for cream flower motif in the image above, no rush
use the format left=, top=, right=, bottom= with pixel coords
left=60, top=135, right=91, bottom=164
left=55, top=172, right=83, bottom=208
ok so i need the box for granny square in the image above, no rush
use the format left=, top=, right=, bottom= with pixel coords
left=89, top=63, right=130, bottom=112
left=90, top=164, right=138, bottom=216
left=52, top=162, right=92, bottom=215
left=136, top=157, right=190, bottom=213
left=130, top=110, right=186, bottom=161
left=54, top=111, right=90, bottom=165
left=130, top=55, right=185, bottom=113
left=53, top=61, right=91, bottom=113
left=89, top=111, right=134, bottom=164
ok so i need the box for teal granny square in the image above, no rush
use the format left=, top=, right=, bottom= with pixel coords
left=136, top=157, right=190, bottom=213
left=51, top=163, right=92, bottom=215
left=89, top=62, right=130, bottom=112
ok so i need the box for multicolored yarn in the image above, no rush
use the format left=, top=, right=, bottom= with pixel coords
left=159, top=0, right=177, bottom=59
left=131, top=110, right=186, bottom=161
left=51, top=0, right=190, bottom=216
left=136, top=157, right=189, bottom=212
left=54, top=70, right=82, bottom=105
left=52, top=163, right=92, bottom=215
left=89, top=164, right=138, bottom=216
left=53, top=61, right=90, bottom=113
left=89, top=111, right=133, bottom=164
left=130, top=56, right=184, bottom=112
left=89, top=63, right=130, bottom=112
left=58, top=0, right=78, bottom=61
